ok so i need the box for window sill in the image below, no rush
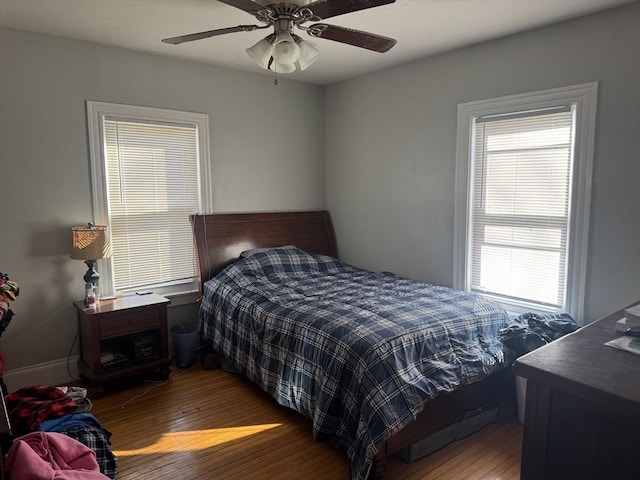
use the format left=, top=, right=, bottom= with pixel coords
left=116, top=286, right=200, bottom=307
left=475, top=292, right=563, bottom=318
left=165, top=290, right=201, bottom=307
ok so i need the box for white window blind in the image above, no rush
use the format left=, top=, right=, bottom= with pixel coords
left=470, top=107, right=575, bottom=308
left=103, top=118, right=201, bottom=292
left=455, top=83, right=597, bottom=320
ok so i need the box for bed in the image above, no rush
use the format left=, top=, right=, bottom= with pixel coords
left=191, top=210, right=513, bottom=480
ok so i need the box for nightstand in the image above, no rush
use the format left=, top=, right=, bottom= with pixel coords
left=74, top=294, right=171, bottom=388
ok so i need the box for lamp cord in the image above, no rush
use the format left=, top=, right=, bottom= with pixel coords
left=67, top=329, right=81, bottom=382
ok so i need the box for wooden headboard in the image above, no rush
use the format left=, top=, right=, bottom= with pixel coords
left=190, top=211, right=337, bottom=291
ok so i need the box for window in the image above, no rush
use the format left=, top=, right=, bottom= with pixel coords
left=454, top=83, right=597, bottom=321
left=87, top=102, right=212, bottom=299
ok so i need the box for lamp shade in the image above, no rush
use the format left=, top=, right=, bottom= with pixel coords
left=271, top=61, right=297, bottom=74
left=71, top=225, right=112, bottom=261
left=247, top=32, right=319, bottom=74
left=297, top=39, right=320, bottom=71
left=246, top=37, right=274, bottom=70
left=272, top=32, right=300, bottom=65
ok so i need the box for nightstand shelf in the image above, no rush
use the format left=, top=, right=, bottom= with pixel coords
left=74, top=294, right=171, bottom=386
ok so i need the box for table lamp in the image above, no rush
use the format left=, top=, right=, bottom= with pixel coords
left=71, top=224, right=112, bottom=306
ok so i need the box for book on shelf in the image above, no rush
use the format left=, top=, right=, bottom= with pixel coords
left=100, top=350, right=129, bottom=367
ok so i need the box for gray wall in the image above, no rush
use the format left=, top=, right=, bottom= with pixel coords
left=325, top=3, right=640, bottom=324
left=0, top=28, right=324, bottom=374
left=1, top=3, right=639, bottom=382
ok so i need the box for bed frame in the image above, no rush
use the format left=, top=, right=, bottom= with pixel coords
left=191, top=210, right=514, bottom=479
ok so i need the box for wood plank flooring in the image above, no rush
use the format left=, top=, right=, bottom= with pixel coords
left=90, top=364, right=522, bottom=480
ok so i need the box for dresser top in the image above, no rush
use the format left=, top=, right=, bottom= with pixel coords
left=513, top=302, right=640, bottom=413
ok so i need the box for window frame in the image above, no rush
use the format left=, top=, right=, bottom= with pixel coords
left=86, top=101, right=212, bottom=301
left=453, top=83, right=598, bottom=322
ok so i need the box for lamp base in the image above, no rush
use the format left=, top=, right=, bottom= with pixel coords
left=84, top=286, right=96, bottom=307
left=82, top=260, right=100, bottom=307
left=82, top=260, right=100, bottom=285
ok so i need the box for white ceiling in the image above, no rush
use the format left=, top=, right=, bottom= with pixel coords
left=0, top=0, right=634, bottom=85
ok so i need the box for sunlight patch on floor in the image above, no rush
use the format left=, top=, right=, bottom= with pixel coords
left=114, top=423, right=283, bottom=456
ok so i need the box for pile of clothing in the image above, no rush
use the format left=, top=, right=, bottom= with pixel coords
left=0, top=272, right=20, bottom=395
left=498, top=312, right=579, bottom=357
left=4, top=385, right=117, bottom=479
left=0, top=271, right=19, bottom=337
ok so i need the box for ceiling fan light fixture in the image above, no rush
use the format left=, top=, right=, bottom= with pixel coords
left=162, top=0, right=398, bottom=78
left=272, top=32, right=301, bottom=65
left=246, top=36, right=274, bottom=70
left=296, top=39, right=320, bottom=71
left=270, top=61, right=297, bottom=74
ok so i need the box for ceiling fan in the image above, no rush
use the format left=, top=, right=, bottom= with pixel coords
left=162, top=0, right=397, bottom=75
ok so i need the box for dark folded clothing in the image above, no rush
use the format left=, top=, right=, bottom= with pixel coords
left=499, top=312, right=579, bottom=357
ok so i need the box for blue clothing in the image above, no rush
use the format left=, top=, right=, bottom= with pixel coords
left=37, top=412, right=102, bottom=432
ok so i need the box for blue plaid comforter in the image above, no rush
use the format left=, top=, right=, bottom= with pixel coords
left=199, top=246, right=509, bottom=480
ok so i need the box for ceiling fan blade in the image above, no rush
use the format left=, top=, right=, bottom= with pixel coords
left=217, top=0, right=266, bottom=14
left=162, top=25, right=261, bottom=45
left=310, top=24, right=396, bottom=52
left=306, top=0, right=396, bottom=21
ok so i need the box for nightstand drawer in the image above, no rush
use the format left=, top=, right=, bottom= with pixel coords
left=99, top=309, right=161, bottom=338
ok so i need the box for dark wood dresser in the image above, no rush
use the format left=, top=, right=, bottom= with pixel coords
left=513, top=302, right=640, bottom=480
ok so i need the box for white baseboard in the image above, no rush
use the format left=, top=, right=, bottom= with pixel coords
left=3, top=356, right=81, bottom=392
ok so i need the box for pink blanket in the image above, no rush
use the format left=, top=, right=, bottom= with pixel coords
left=5, top=431, right=109, bottom=479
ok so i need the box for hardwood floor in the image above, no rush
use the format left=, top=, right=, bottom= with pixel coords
left=90, top=363, right=522, bottom=480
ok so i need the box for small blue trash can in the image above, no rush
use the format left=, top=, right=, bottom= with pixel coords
left=170, top=323, right=199, bottom=368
